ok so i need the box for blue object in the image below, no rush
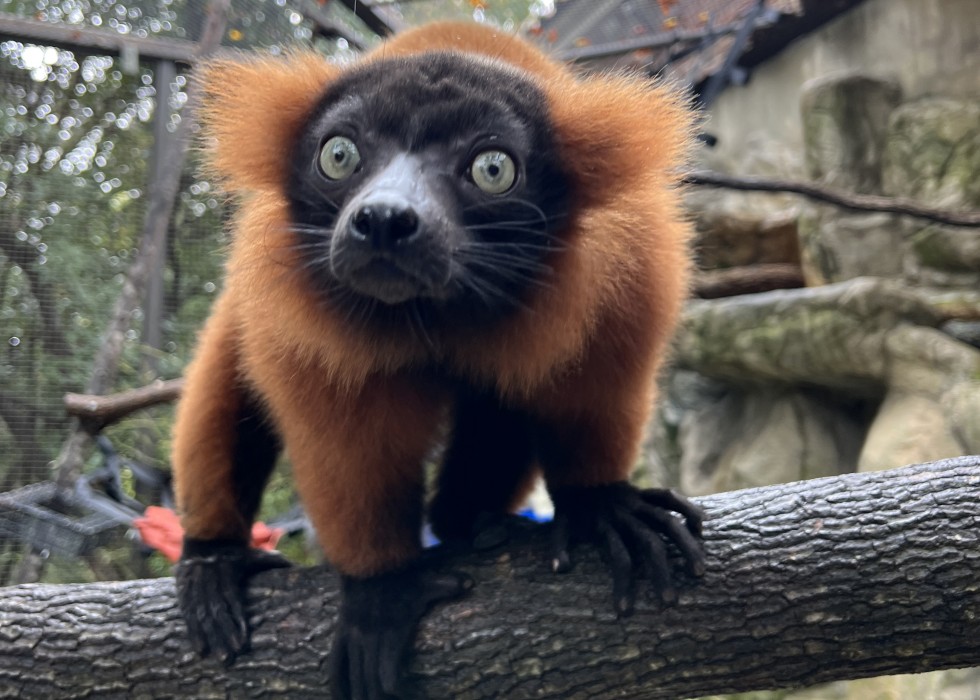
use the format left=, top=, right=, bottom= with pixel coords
left=422, top=509, right=552, bottom=548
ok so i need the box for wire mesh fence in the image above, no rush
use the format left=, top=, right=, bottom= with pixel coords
left=0, top=0, right=363, bottom=492
left=0, top=0, right=364, bottom=584
left=0, top=48, right=218, bottom=487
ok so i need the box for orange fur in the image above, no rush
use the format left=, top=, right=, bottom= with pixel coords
left=173, top=22, right=695, bottom=576
left=173, top=293, right=252, bottom=540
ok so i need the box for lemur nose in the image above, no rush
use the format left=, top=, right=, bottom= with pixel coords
left=349, top=201, right=421, bottom=249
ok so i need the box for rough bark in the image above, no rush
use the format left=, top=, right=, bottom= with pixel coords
left=1, top=457, right=979, bottom=699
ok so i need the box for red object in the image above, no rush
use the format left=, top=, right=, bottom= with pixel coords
left=133, top=506, right=284, bottom=563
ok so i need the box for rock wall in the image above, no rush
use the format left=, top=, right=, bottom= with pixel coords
left=664, top=42, right=980, bottom=699
left=701, top=0, right=980, bottom=174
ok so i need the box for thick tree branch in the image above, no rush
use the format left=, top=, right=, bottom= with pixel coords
left=684, top=170, right=980, bottom=227
left=1, top=457, right=979, bottom=698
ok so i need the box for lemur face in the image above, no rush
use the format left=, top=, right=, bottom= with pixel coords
left=286, top=52, right=569, bottom=321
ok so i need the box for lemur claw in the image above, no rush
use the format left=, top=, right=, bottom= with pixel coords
left=176, top=539, right=291, bottom=663
left=549, top=482, right=704, bottom=615
left=332, top=562, right=472, bottom=700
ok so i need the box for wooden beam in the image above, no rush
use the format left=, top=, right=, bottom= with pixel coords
left=0, top=12, right=236, bottom=64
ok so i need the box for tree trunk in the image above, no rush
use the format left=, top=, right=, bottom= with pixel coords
left=1, top=457, right=979, bottom=699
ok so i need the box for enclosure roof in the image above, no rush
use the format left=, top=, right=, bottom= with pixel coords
left=533, top=0, right=867, bottom=88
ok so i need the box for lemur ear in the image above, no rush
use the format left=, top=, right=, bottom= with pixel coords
left=195, top=52, right=340, bottom=193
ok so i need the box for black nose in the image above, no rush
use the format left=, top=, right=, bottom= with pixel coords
left=349, top=201, right=421, bottom=249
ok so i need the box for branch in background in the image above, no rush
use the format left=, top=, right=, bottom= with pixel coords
left=684, top=170, right=980, bottom=227
left=63, top=378, right=184, bottom=433
left=2, top=458, right=979, bottom=698
left=0, top=233, right=70, bottom=357
left=694, top=262, right=804, bottom=298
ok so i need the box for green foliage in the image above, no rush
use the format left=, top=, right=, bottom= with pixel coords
left=0, top=0, right=333, bottom=485
left=1, top=45, right=163, bottom=483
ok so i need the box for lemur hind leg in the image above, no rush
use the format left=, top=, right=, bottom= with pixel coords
left=429, top=386, right=538, bottom=549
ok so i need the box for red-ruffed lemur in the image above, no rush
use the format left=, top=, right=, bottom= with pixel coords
left=173, top=21, right=704, bottom=699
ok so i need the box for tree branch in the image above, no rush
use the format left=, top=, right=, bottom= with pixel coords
left=1, top=457, right=979, bottom=698
left=694, top=263, right=804, bottom=299
left=62, top=378, right=184, bottom=433
left=684, top=170, right=980, bottom=227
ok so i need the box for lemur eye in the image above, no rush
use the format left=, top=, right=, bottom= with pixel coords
left=471, top=150, right=516, bottom=194
left=319, top=136, right=361, bottom=180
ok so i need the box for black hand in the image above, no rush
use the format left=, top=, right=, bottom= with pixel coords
left=331, top=562, right=472, bottom=700
left=175, top=538, right=291, bottom=663
left=549, top=482, right=705, bottom=616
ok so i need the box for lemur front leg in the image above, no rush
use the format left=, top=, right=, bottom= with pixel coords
left=172, top=302, right=290, bottom=662
left=269, top=369, right=471, bottom=699
left=429, top=386, right=538, bottom=551
left=535, top=385, right=705, bottom=616
left=176, top=538, right=291, bottom=661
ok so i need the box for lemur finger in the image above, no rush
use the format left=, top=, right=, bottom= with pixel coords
left=418, top=571, right=473, bottom=611
left=597, top=518, right=635, bottom=616
left=244, top=548, right=292, bottom=574
left=634, top=503, right=706, bottom=577
left=549, top=514, right=573, bottom=573
left=379, top=627, right=409, bottom=697
left=618, top=512, right=676, bottom=605
left=640, top=488, right=705, bottom=535
left=330, top=629, right=353, bottom=700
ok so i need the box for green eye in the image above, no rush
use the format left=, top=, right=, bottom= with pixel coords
left=319, top=136, right=361, bottom=180
left=471, top=150, right=516, bottom=194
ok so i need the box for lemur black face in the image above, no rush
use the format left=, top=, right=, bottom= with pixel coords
left=286, top=52, right=569, bottom=328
